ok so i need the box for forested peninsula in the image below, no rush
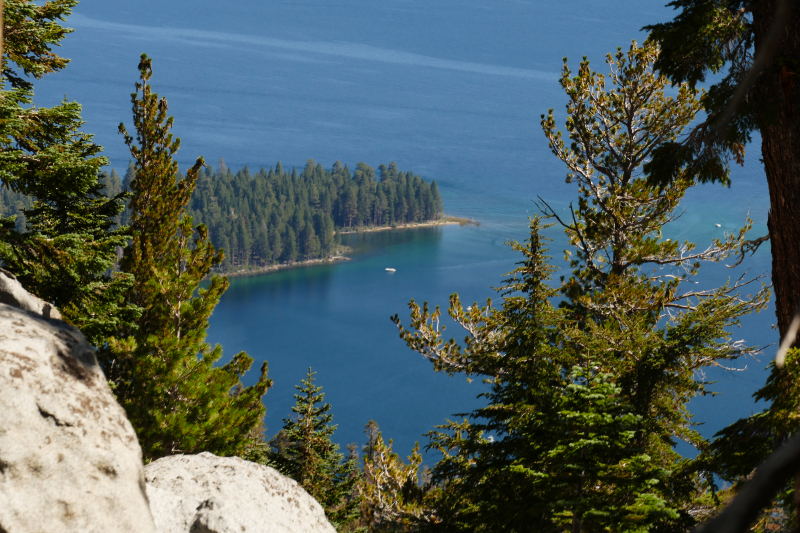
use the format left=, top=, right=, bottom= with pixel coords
left=1, top=158, right=446, bottom=272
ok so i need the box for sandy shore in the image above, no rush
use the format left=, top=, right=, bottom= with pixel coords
left=217, top=216, right=477, bottom=279
left=337, top=216, right=477, bottom=235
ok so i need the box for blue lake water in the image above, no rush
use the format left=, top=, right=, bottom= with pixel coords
left=35, top=0, right=775, bottom=458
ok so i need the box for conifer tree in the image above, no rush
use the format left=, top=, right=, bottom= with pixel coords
left=396, top=219, right=677, bottom=532
left=394, top=41, right=769, bottom=533
left=281, top=368, right=360, bottom=530
left=0, top=0, right=138, bottom=345
left=538, top=41, right=769, bottom=487
left=1, top=0, right=76, bottom=90
left=110, top=54, right=271, bottom=461
left=356, top=424, right=427, bottom=532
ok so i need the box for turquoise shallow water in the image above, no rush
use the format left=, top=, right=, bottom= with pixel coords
left=34, top=0, right=776, bottom=457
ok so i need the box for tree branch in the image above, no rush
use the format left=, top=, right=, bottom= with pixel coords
left=728, top=233, right=769, bottom=268
left=715, top=0, right=792, bottom=138
left=696, top=430, right=800, bottom=533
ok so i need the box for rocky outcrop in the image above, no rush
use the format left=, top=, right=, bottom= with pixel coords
left=0, top=302, right=155, bottom=533
left=0, top=279, right=335, bottom=532
left=0, top=268, right=62, bottom=319
left=145, top=452, right=337, bottom=533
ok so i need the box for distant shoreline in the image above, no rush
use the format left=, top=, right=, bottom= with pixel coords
left=219, top=255, right=351, bottom=279
left=218, top=215, right=478, bottom=279
left=337, top=216, right=478, bottom=235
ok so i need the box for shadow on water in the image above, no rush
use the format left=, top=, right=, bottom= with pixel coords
left=223, top=261, right=338, bottom=298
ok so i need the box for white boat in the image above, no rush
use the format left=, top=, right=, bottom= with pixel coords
left=715, top=224, right=722, bottom=227
left=385, top=268, right=396, bottom=272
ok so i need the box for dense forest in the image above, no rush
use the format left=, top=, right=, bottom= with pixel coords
left=1, top=158, right=444, bottom=270
left=183, top=159, right=443, bottom=269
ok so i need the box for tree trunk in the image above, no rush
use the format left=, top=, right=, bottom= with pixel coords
left=753, top=0, right=800, bottom=347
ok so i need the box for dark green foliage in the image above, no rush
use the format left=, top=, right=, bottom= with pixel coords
left=239, top=427, right=300, bottom=481
left=0, top=181, right=32, bottom=230
left=281, top=368, right=360, bottom=529
left=109, top=54, right=271, bottom=461
left=185, top=158, right=443, bottom=271
left=2, top=0, right=77, bottom=90
left=99, top=168, right=123, bottom=228
left=89, top=156, right=444, bottom=273
left=396, top=220, right=678, bottom=533
left=642, top=0, right=759, bottom=188
left=525, top=366, right=678, bottom=533
left=0, top=0, right=138, bottom=346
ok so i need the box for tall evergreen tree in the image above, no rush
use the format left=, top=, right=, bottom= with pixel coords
left=282, top=368, right=360, bottom=530
left=110, top=54, right=271, bottom=461
left=538, top=42, right=768, bottom=483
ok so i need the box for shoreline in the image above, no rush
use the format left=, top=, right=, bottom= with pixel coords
left=217, top=255, right=351, bottom=279
left=337, top=216, right=478, bottom=235
left=218, top=216, right=478, bottom=279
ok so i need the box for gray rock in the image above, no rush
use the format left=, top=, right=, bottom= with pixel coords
left=0, top=268, right=62, bottom=319
left=145, top=452, right=336, bottom=533
left=0, top=303, right=155, bottom=533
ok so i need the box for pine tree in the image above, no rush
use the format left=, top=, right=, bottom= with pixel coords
left=548, top=41, right=770, bottom=528
left=538, top=41, right=768, bottom=494
left=110, top=54, right=272, bottom=461
left=282, top=368, right=360, bottom=530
